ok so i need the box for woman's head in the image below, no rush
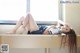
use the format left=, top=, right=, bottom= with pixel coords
left=60, top=24, right=71, bottom=33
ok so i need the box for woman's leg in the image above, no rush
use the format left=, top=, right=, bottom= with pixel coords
left=18, top=14, right=30, bottom=34
left=22, top=14, right=29, bottom=28
left=23, top=13, right=39, bottom=33
left=6, top=16, right=24, bottom=34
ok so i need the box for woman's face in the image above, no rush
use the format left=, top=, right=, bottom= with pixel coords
left=60, top=25, right=70, bottom=33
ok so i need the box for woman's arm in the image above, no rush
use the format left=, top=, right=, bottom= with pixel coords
left=43, top=25, right=55, bottom=34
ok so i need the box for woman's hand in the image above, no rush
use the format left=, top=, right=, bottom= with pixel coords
left=49, top=25, right=55, bottom=28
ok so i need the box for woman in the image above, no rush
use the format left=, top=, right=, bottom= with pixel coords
left=6, top=13, right=77, bottom=53
left=5, top=13, right=72, bottom=35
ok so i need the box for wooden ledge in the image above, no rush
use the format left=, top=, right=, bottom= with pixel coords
left=0, top=34, right=80, bottom=48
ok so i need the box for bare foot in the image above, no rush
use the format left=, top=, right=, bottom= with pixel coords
left=5, top=30, right=16, bottom=34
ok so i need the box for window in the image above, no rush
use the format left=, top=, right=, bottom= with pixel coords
left=0, top=0, right=26, bottom=20
left=30, top=0, right=59, bottom=21
left=0, top=0, right=60, bottom=24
